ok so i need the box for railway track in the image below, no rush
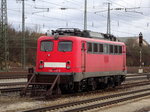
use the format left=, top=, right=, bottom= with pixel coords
left=0, top=72, right=149, bottom=79
left=22, top=87, right=150, bottom=112
left=0, top=73, right=149, bottom=94
left=0, top=74, right=150, bottom=112
left=0, top=72, right=27, bottom=79
left=126, top=74, right=148, bottom=77
left=0, top=79, right=27, bottom=93
left=0, top=87, right=24, bottom=93
left=119, top=80, right=150, bottom=88
left=126, top=77, right=148, bottom=81
left=0, top=79, right=149, bottom=94
left=0, top=74, right=27, bottom=79
left=0, top=82, right=26, bottom=86
left=0, top=72, right=149, bottom=81
left=126, top=73, right=150, bottom=81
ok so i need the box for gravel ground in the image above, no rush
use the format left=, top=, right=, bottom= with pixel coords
left=0, top=94, right=41, bottom=112
left=0, top=84, right=150, bottom=112
left=90, top=96, right=150, bottom=112
left=0, top=95, right=150, bottom=112
left=0, top=76, right=149, bottom=112
left=136, top=106, right=150, bottom=112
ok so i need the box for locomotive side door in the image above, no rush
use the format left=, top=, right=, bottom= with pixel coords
left=81, top=41, right=86, bottom=72
left=122, top=45, right=126, bottom=71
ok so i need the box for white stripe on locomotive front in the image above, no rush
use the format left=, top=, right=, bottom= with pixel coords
left=44, top=62, right=66, bottom=68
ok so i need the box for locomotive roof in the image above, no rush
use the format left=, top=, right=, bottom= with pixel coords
left=46, top=28, right=119, bottom=41
left=38, top=35, right=125, bottom=45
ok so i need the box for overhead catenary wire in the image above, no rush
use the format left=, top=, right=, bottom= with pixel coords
left=5, top=0, right=150, bottom=39
left=7, top=7, right=148, bottom=37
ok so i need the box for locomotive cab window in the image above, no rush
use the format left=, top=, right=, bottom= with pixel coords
left=41, top=41, right=53, bottom=51
left=58, top=41, right=72, bottom=52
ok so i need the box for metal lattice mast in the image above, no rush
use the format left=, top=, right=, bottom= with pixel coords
left=107, top=3, right=111, bottom=35
left=84, top=0, right=87, bottom=30
left=22, top=0, right=26, bottom=69
left=17, top=0, right=36, bottom=69
left=0, top=0, right=8, bottom=71
left=16, top=0, right=26, bottom=69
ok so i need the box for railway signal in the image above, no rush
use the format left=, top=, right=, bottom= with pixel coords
left=139, top=32, right=143, bottom=47
left=138, top=32, right=143, bottom=73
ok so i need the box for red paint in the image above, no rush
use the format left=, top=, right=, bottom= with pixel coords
left=36, top=36, right=126, bottom=74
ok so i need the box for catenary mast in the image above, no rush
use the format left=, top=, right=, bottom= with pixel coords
left=0, top=0, right=8, bottom=71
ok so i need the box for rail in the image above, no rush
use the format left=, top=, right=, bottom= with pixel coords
left=22, top=87, right=150, bottom=112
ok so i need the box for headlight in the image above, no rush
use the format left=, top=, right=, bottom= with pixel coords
left=39, top=65, right=44, bottom=69
left=66, top=65, right=71, bottom=69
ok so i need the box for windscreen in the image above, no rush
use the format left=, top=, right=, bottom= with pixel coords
left=58, top=41, right=72, bottom=52
left=41, top=41, right=53, bottom=51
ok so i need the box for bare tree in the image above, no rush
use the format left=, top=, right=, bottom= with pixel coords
left=126, top=38, right=150, bottom=66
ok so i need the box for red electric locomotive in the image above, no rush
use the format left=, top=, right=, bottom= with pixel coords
left=21, top=28, right=126, bottom=96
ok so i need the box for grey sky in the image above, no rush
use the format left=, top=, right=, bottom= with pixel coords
left=3, top=0, right=150, bottom=42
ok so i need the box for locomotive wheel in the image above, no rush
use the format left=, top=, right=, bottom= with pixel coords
left=60, top=84, right=68, bottom=94
left=114, top=82, right=119, bottom=87
left=107, top=77, right=114, bottom=88
left=68, top=82, right=74, bottom=93
left=88, top=80, right=97, bottom=91
left=114, top=80, right=121, bottom=86
left=113, top=76, right=121, bottom=87
left=74, top=82, right=81, bottom=92
left=60, top=83, right=74, bottom=94
left=97, top=82, right=107, bottom=89
left=87, top=78, right=97, bottom=91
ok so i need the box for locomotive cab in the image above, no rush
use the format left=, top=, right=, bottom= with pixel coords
left=36, top=36, right=79, bottom=74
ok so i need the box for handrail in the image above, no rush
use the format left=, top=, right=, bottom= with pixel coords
left=46, top=75, right=60, bottom=96
left=20, top=73, right=36, bottom=96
